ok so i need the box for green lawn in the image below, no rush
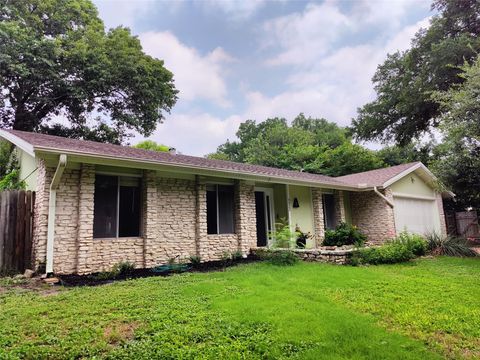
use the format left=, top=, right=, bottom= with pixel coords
left=0, top=257, right=479, bottom=359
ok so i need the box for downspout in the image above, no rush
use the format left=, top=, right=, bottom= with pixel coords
left=373, top=186, right=394, bottom=208
left=45, top=154, right=67, bottom=275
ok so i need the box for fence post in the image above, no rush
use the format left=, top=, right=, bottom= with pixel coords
left=0, top=192, right=6, bottom=271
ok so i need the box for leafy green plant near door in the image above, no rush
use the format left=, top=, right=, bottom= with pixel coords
left=323, top=222, right=367, bottom=247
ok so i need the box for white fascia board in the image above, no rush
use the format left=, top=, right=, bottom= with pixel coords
left=0, top=130, right=35, bottom=157
left=35, top=147, right=364, bottom=191
left=383, top=163, right=434, bottom=188
left=383, top=163, right=455, bottom=198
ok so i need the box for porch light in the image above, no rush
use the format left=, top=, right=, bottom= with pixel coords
left=293, top=197, right=299, bottom=208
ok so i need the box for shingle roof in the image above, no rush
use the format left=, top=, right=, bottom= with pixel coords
left=335, top=162, right=421, bottom=187
left=4, top=130, right=352, bottom=188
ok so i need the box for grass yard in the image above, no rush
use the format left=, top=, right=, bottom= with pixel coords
left=0, top=257, right=479, bottom=359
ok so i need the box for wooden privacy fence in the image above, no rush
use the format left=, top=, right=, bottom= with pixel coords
left=456, top=211, right=479, bottom=239
left=0, top=190, right=35, bottom=273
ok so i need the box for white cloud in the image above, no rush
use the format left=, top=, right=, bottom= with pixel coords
left=263, top=2, right=352, bottom=66
left=139, top=31, right=234, bottom=107
left=250, top=9, right=431, bottom=127
left=139, top=112, right=243, bottom=155
left=136, top=16, right=431, bottom=156
left=93, top=0, right=156, bottom=30
left=199, top=0, right=267, bottom=20
left=350, top=0, right=429, bottom=29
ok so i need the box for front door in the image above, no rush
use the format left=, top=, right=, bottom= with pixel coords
left=254, top=188, right=275, bottom=247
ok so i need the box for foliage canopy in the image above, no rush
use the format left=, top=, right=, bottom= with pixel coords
left=0, top=0, right=178, bottom=144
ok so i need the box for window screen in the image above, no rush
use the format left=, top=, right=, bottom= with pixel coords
left=93, top=175, right=118, bottom=238
left=323, top=194, right=337, bottom=230
left=119, top=177, right=141, bottom=237
left=206, top=184, right=235, bottom=234
left=93, top=175, right=141, bottom=238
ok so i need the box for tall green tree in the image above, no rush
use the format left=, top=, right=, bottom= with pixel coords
left=377, top=142, right=436, bottom=167
left=134, top=140, right=169, bottom=152
left=431, top=57, right=480, bottom=210
left=208, top=114, right=383, bottom=176
left=352, top=0, right=480, bottom=145
left=0, top=0, right=177, bottom=144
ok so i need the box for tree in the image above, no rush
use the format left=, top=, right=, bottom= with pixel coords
left=377, top=142, right=436, bottom=167
left=0, top=0, right=178, bottom=144
left=306, top=143, right=384, bottom=177
left=134, top=140, right=169, bottom=152
left=430, top=57, right=480, bottom=210
left=209, top=114, right=384, bottom=176
left=352, top=0, right=480, bottom=145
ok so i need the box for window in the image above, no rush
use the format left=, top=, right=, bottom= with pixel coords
left=206, top=184, right=235, bottom=234
left=93, top=175, right=141, bottom=238
left=323, top=193, right=336, bottom=230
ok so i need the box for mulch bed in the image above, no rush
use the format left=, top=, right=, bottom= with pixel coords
left=58, top=257, right=260, bottom=287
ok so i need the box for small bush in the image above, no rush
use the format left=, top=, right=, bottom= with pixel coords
left=389, top=231, right=427, bottom=256
left=426, top=233, right=477, bottom=257
left=268, top=251, right=299, bottom=266
left=351, top=243, right=414, bottom=265
left=189, top=255, right=201, bottom=268
left=95, top=261, right=135, bottom=280
left=272, top=218, right=299, bottom=248
left=231, top=250, right=243, bottom=261
left=324, top=222, right=366, bottom=247
left=112, top=261, right=135, bottom=278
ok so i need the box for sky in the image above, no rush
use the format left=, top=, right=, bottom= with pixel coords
left=93, top=0, right=434, bottom=156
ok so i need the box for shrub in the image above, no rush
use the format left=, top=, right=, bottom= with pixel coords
left=351, top=243, right=414, bottom=265
left=389, top=231, right=427, bottom=256
left=231, top=250, right=243, bottom=261
left=112, top=261, right=135, bottom=278
left=95, top=261, right=135, bottom=280
left=268, top=250, right=299, bottom=266
left=189, top=255, right=201, bottom=268
left=426, top=233, right=477, bottom=257
left=271, top=218, right=299, bottom=248
left=323, top=222, right=366, bottom=247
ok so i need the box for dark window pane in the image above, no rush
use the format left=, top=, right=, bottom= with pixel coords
left=218, top=185, right=235, bottom=234
left=119, top=185, right=141, bottom=237
left=206, top=190, right=217, bottom=234
left=323, top=194, right=336, bottom=230
left=93, top=175, right=118, bottom=238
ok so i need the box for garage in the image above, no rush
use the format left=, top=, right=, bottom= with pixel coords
left=394, top=196, right=441, bottom=235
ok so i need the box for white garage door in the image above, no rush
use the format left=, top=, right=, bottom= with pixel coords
left=394, top=196, right=440, bottom=235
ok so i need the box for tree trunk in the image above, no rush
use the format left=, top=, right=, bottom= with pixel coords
left=13, top=106, right=37, bottom=132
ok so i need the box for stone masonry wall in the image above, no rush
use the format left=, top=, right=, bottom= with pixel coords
left=235, top=181, right=257, bottom=256
left=195, top=179, right=255, bottom=261
left=32, top=163, right=258, bottom=274
left=311, top=189, right=325, bottom=247
left=334, top=190, right=346, bottom=226
left=52, top=168, right=81, bottom=274
left=75, top=164, right=95, bottom=273
left=32, top=160, right=52, bottom=270
left=350, top=189, right=396, bottom=244
left=436, top=193, right=447, bottom=235
left=155, top=178, right=197, bottom=265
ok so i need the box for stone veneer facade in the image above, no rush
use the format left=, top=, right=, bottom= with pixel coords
left=349, top=188, right=396, bottom=244
left=32, top=162, right=258, bottom=274
left=31, top=160, right=445, bottom=274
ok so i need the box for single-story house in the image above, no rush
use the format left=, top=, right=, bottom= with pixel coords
left=0, top=130, right=451, bottom=274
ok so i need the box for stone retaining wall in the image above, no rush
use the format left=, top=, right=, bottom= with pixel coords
left=251, top=247, right=353, bottom=265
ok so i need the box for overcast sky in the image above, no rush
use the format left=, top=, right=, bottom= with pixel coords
left=93, top=0, right=433, bottom=155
